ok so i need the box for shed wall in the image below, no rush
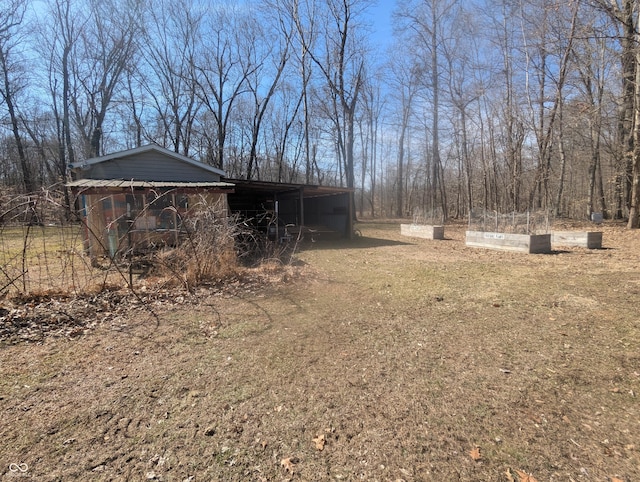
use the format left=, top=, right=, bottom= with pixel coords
left=78, top=189, right=227, bottom=257
left=83, top=151, right=221, bottom=182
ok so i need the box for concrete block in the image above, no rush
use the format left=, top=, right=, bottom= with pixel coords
left=465, top=231, right=551, bottom=254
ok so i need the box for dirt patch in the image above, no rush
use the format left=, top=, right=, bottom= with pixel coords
left=1, top=221, right=639, bottom=481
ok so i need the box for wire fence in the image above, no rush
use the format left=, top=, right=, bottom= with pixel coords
left=0, top=188, right=285, bottom=299
left=468, top=209, right=552, bottom=235
left=0, top=188, right=100, bottom=297
left=411, top=207, right=445, bottom=226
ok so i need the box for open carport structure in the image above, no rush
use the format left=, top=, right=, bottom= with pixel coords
left=225, top=179, right=354, bottom=242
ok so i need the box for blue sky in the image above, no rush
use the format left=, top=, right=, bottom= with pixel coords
left=367, top=0, right=395, bottom=49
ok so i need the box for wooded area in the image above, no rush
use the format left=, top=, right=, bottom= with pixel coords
left=2, top=0, right=640, bottom=227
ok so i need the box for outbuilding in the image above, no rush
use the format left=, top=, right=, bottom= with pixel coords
left=226, top=179, right=354, bottom=242
left=68, top=144, right=234, bottom=258
left=68, top=144, right=354, bottom=258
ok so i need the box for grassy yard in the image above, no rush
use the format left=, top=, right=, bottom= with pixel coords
left=0, top=220, right=638, bottom=481
left=0, top=225, right=98, bottom=296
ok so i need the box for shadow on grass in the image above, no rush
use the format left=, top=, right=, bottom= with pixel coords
left=297, top=235, right=413, bottom=251
left=548, top=246, right=615, bottom=255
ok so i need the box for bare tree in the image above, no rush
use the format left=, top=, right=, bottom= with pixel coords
left=520, top=0, right=579, bottom=212
left=297, top=0, right=369, bottom=191
left=0, top=0, right=33, bottom=192
left=387, top=52, right=421, bottom=217
left=139, top=0, right=202, bottom=156
left=52, top=0, right=81, bottom=171
left=625, top=0, right=640, bottom=228
left=490, top=0, right=526, bottom=212
left=267, top=81, right=304, bottom=182
left=397, top=0, right=458, bottom=217
left=443, top=5, right=486, bottom=217
left=589, top=0, right=640, bottom=226
left=35, top=0, right=88, bottom=216
left=284, top=0, right=327, bottom=185
left=196, top=5, right=257, bottom=171
left=358, top=75, right=384, bottom=217
left=244, top=6, right=293, bottom=180
left=68, top=0, right=140, bottom=158
left=571, top=16, right=610, bottom=218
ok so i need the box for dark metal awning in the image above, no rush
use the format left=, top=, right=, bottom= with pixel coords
left=225, top=178, right=353, bottom=199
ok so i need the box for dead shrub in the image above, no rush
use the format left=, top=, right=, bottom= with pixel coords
left=140, top=197, right=296, bottom=292
left=142, top=198, right=239, bottom=290
left=0, top=190, right=297, bottom=298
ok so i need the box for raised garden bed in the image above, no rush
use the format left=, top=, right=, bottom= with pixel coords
left=400, top=224, right=445, bottom=240
left=465, top=231, right=551, bottom=254
left=551, top=231, right=602, bottom=249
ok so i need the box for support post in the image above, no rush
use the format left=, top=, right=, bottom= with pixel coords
left=299, top=187, right=305, bottom=228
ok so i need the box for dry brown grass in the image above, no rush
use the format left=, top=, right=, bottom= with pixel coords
left=0, top=225, right=107, bottom=296
left=1, top=220, right=639, bottom=481
left=0, top=208, right=252, bottom=298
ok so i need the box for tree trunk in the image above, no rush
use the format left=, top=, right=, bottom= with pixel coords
left=396, top=122, right=406, bottom=218
left=555, top=109, right=567, bottom=217
left=0, top=49, right=33, bottom=193
left=619, top=0, right=636, bottom=220
left=628, top=41, right=640, bottom=228
left=430, top=6, right=441, bottom=214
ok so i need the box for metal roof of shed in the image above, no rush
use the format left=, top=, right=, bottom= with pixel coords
left=67, top=179, right=234, bottom=189
left=226, top=178, right=353, bottom=198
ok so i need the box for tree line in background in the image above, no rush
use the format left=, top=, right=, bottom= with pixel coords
left=2, top=0, right=640, bottom=227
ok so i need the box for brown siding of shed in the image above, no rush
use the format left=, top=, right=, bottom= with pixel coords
left=78, top=189, right=228, bottom=257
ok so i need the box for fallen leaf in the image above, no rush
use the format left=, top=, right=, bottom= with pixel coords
left=470, top=446, right=482, bottom=461
left=515, top=469, right=538, bottom=482
left=281, top=457, right=296, bottom=474
left=504, top=468, right=516, bottom=482
left=313, top=434, right=326, bottom=451
left=611, top=478, right=624, bottom=482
